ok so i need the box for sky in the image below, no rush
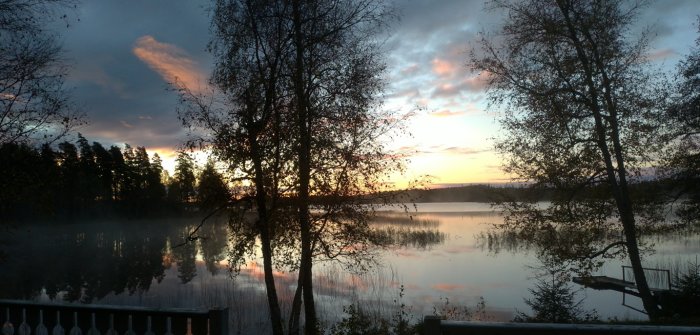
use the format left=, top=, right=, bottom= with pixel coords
left=54, top=0, right=699, bottom=188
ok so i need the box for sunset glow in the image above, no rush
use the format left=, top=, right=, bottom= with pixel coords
left=58, top=0, right=699, bottom=189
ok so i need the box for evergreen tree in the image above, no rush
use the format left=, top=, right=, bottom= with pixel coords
left=109, top=145, right=126, bottom=201
left=133, top=146, right=152, bottom=192
left=170, top=152, right=196, bottom=204
left=514, top=272, right=598, bottom=323
left=37, top=143, right=60, bottom=214
left=196, top=160, right=230, bottom=211
left=146, top=153, right=167, bottom=202
left=0, top=143, right=42, bottom=217
left=92, top=142, right=114, bottom=202
left=58, top=141, right=80, bottom=217
left=77, top=134, right=99, bottom=205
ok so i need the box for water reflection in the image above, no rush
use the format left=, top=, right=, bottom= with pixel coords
left=0, top=213, right=446, bottom=304
left=0, top=221, right=183, bottom=302
left=372, top=213, right=447, bottom=249
left=0, top=204, right=698, bottom=329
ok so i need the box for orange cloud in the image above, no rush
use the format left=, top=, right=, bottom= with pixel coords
left=647, top=48, right=676, bottom=61
left=133, top=35, right=207, bottom=93
left=432, top=58, right=457, bottom=77
left=432, top=283, right=466, bottom=292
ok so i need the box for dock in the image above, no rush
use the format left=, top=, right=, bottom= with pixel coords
left=573, top=275, right=636, bottom=291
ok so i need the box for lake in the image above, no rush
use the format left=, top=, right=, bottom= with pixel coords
left=1, top=202, right=698, bottom=333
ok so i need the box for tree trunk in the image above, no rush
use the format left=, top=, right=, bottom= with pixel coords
left=292, top=1, right=319, bottom=334
left=259, top=225, right=285, bottom=335
left=251, top=137, right=285, bottom=335
left=556, top=1, right=660, bottom=319
left=288, top=274, right=304, bottom=335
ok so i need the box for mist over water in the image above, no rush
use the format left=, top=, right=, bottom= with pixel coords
left=1, top=203, right=698, bottom=332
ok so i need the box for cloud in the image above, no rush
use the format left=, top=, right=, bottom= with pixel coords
left=443, top=147, right=490, bottom=155
left=432, top=58, right=458, bottom=77
left=432, top=83, right=460, bottom=98
left=432, top=72, right=491, bottom=99
left=401, top=64, right=421, bottom=75
left=647, top=48, right=676, bottom=61
left=133, top=35, right=207, bottom=93
left=71, top=65, right=130, bottom=99
left=120, top=120, right=134, bottom=128
left=402, top=145, right=490, bottom=157
left=431, top=110, right=466, bottom=117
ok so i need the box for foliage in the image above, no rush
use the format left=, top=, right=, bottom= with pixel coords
left=330, top=285, right=421, bottom=335
left=471, top=0, right=670, bottom=318
left=432, top=296, right=489, bottom=322
left=514, top=271, right=598, bottom=323
left=168, top=152, right=197, bottom=204
left=0, top=137, right=177, bottom=220
left=664, top=17, right=700, bottom=226
left=179, top=1, right=402, bottom=334
left=675, top=263, right=700, bottom=299
left=329, top=304, right=390, bottom=335
left=0, top=0, right=83, bottom=145
left=667, top=262, right=700, bottom=318
left=196, top=160, right=230, bottom=211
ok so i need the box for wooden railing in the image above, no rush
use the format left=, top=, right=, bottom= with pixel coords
left=0, top=300, right=228, bottom=335
left=423, top=316, right=700, bottom=335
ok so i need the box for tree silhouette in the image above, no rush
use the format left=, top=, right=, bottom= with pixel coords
left=77, top=134, right=99, bottom=208
left=179, top=1, right=399, bottom=334
left=92, top=142, right=115, bottom=202
left=0, top=135, right=175, bottom=220
left=471, top=0, right=668, bottom=318
left=288, top=2, right=397, bottom=332
left=146, top=153, right=167, bottom=202
left=666, top=18, right=700, bottom=225
left=514, top=270, right=598, bottom=323
left=0, top=0, right=83, bottom=145
left=196, top=160, right=230, bottom=211
left=169, top=151, right=197, bottom=205
left=58, top=141, right=80, bottom=217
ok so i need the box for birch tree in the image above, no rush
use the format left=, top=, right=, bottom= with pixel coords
left=471, top=0, right=668, bottom=319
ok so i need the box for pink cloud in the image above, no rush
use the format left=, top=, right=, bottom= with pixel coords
left=432, top=283, right=466, bottom=292
left=432, top=58, right=458, bottom=77
left=133, top=35, right=207, bottom=93
left=647, top=48, right=676, bottom=61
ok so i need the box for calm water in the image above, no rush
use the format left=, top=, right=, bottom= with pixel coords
left=1, top=202, right=698, bottom=332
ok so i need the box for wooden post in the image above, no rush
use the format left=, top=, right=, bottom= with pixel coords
left=208, top=308, right=228, bottom=335
left=424, top=316, right=442, bottom=335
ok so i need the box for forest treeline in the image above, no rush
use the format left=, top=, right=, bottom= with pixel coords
left=0, top=135, right=229, bottom=221
left=390, top=181, right=679, bottom=204
left=398, top=184, right=539, bottom=203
